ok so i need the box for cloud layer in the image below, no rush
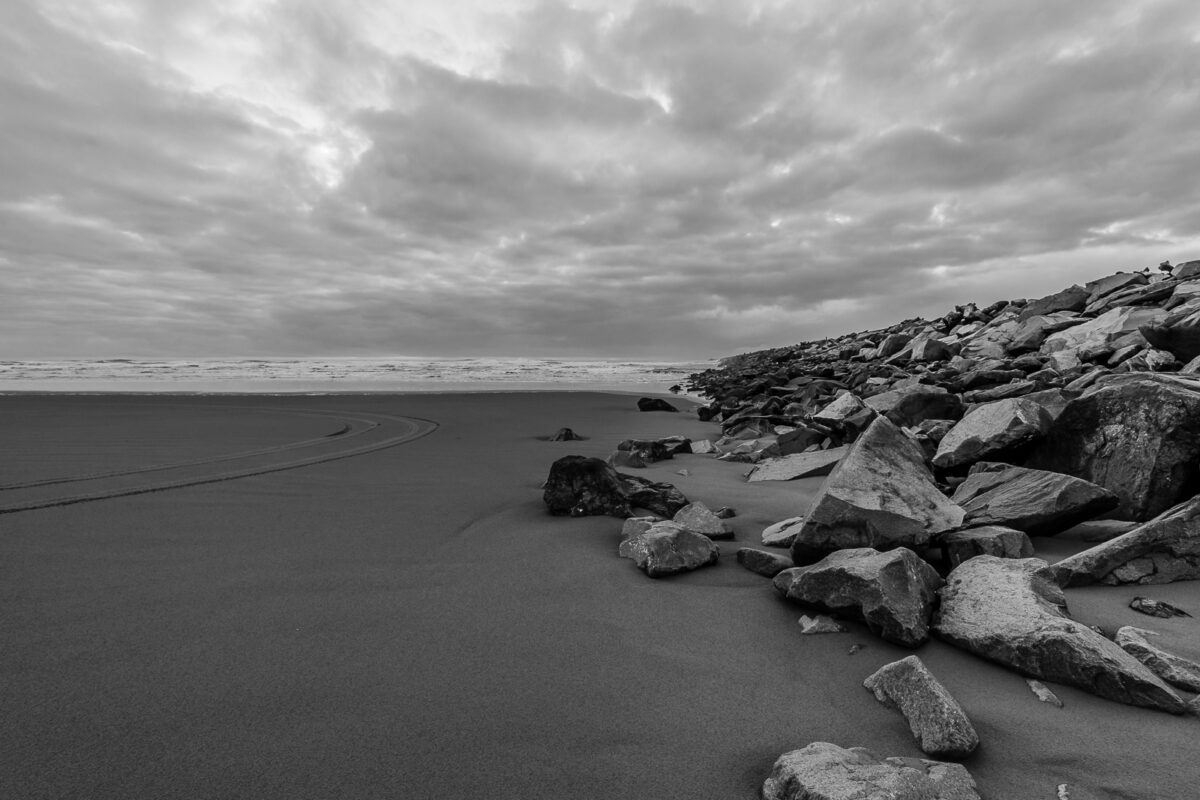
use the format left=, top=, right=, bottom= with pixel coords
left=4, top=0, right=1200, bottom=358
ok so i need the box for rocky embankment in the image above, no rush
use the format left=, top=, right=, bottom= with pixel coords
left=544, top=263, right=1200, bottom=799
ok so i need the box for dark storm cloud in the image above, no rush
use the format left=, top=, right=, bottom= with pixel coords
left=2, top=0, right=1200, bottom=358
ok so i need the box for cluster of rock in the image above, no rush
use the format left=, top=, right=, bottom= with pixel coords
left=544, top=264, right=1200, bottom=798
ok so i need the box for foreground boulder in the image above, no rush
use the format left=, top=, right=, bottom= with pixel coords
left=637, top=396, right=679, bottom=412
left=1026, top=375, right=1200, bottom=520
left=791, top=416, right=964, bottom=564
left=1047, top=495, right=1200, bottom=586
left=937, top=525, right=1034, bottom=568
left=863, top=656, right=979, bottom=759
left=761, top=742, right=980, bottom=800
left=543, top=456, right=632, bottom=517
left=933, top=556, right=1185, bottom=713
left=931, top=397, right=1053, bottom=470
left=618, top=522, right=719, bottom=577
left=950, top=463, right=1119, bottom=536
left=1115, top=627, right=1200, bottom=692
left=775, top=548, right=943, bottom=647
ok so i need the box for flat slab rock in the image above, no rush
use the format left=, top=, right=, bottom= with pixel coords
left=933, top=556, right=1185, bottom=713
left=775, top=547, right=943, bottom=648
left=748, top=447, right=845, bottom=482
left=737, top=547, right=792, bottom=578
left=950, top=462, right=1118, bottom=536
left=762, top=742, right=980, bottom=800
left=618, top=522, right=719, bottom=578
left=1047, top=494, right=1200, bottom=586
left=1115, top=626, right=1200, bottom=692
left=864, top=656, right=979, bottom=759
left=791, top=416, right=964, bottom=564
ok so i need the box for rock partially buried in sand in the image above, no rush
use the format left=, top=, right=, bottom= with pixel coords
left=1129, top=596, right=1191, bottom=618
left=672, top=502, right=734, bottom=540
left=933, top=556, right=1186, bottom=713
left=618, top=522, right=719, bottom=578
left=736, top=548, right=792, bottom=578
left=863, top=656, right=979, bottom=759
left=618, top=473, right=690, bottom=518
left=747, top=447, right=845, bottom=482
left=1115, top=627, right=1200, bottom=692
left=1026, top=679, right=1064, bottom=707
left=636, top=396, right=679, bottom=412
left=762, top=516, right=805, bottom=548
left=761, top=742, right=981, bottom=800
left=775, top=547, right=943, bottom=648
left=790, top=416, right=964, bottom=565
left=950, top=463, right=1119, bottom=537
left=797, top=614, right=847, bottom=634
left=548, top=427, right=583, bottom=441
left=938, top=525, right=1034, bottom=569
left=543, top=455, right=633, bottom=517
left=1046, top=494, right=1200, bottom=586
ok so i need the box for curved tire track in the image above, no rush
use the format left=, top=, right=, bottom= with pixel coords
left=0, top=410, right=438, bottom=515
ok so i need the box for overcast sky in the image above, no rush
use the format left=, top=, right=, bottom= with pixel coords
left=3, top=1, right=1200, bottom=359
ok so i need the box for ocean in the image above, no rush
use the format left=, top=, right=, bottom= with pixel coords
left=0, top=356, right=715, bottom=394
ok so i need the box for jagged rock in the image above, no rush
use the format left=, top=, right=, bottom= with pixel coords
left=950, top=463, right=1119, bottom=536
left=1121, top=346, right=1178, bottom=372
left=618, top=522, right=719, bottom=577
left=1047, top=495, right=1200, bottom=586
left=1019, top=285, right=1089, bottom=321
left=1140, top=304, right=1200, bottom=363
left=791, top=417, right=964, bottom=563
left=1026, top=679, right=1064, bottom=707
left=1085, top=271, right=1148, bottom=305
left=748, top=447, right=846, bottom=482
left=775, top=547, right=943, bottom=648
left=933, top=556, right=1185, bottom=713
left=761, top=742, right=981, bottom=800
left=931, top=397, right=1053, bottom=470
left=1041, top=306, right=1168, bottom=357
left=864, top=384, right=964, bottom=428
left=620, top=516, right=660, bottom=539
left=620, top=473, right=690, bottom=517
left=543, top=456, right=633, bottom=517
left=1026, top=375, right=1200, bottom=520
left=617, top=438, right=673, bottom=462
left=637, top=396, right=678, bottom=412
left=737, top=547, right=792, bottom=577
left=813, top=392, right=868, bottom=424
left=763, top=516, right=805, bottom=548
left=672, top=502, right=734, bottom=540
left=938, top=525, right=1034, bottom=568
left=1130, top=596, right=1191, bottom=618
left=548, top=427, right=583, bottom=441
left=878, top=332, right=913, bottom=358
left=1115, top=627, right=1200, bottom=692
left=797, top=614, right=847, bottom=634
left=607, top=449, right=646, bottom=469
left=863, top=656, right=979, bottom=758
left=690, top=439, right=716, bottom=454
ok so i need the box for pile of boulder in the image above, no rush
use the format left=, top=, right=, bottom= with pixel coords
left=543, top=264, right=1200, bottom=798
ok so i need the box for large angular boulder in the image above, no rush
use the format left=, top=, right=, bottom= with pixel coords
left=938, top=525, right=1034, bottom=568
left=1115, top=627, right=1200, bottom=692
left=1140, top=304, right=1200, bottom=363
left=864, top=384, right=964, bottom=428
left=618, top=522, right=719, bottom=577
left=863, top=656, right=979, bottom=759
left=1025, top=375, right=1200, bottom=520
left=790, top=416, right=965, bottom=564
left=748, top=447, right=845, bottom=482
left=774, top=547, right=943, bottom=648
left=543, top=456, right=633, bottom=517
left=933, top=557, right=1185, bottom=713
left=1046, top=494, right=1200, bottom=586
left=950, top=463, right=1119, bottom=536
left=761, top=742, right=981, bottom=800
left=1018, top=285, right=1088, bottom=321
left=1084, top=270, right=1148, bottom=305
left=931, top=397, right=1053, bottom=470
left=1041, top=306, right=1167, bottom=356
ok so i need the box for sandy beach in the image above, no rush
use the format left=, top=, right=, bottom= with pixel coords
left=1, top=392, right=1197, bottom=800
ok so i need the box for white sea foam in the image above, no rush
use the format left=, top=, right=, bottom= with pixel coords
left=0, top=356, right=714, bottom=394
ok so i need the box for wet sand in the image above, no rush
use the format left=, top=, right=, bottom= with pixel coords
left=1, top=392, right=1196, bottom=799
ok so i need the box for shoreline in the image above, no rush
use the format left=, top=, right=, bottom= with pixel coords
left=1, top=391, right=1196, bottom=799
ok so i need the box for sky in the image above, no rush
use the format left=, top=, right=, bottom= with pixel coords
left=3, top=1, right=1200, bottom=360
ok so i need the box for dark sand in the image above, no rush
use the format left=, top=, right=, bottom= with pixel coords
left=1, top=393, right=1197, bottom=799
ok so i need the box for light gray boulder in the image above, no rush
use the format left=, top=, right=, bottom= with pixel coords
left=672, top=501, right=734, bottom=540
left=761, top=742, right=981, bottom=800
left=933, top=556, right=1185, bottom=713
left=1041, top=306, right=1167, bottom=356
left=932, top=397, right=1053, bottom=470
left=950, top=463, right=1119, bottom=536
left=797, top=614, right=847, bottom=634
left=1115, top=627, right=1200, bottom=692
left=791, top=416, right=964, bottom=564
left=775, top=547, right=943, bottom=648
left=1047, top=494, right=1200, bottom=586
left=863, top=656, right=979, bottom=759
left=748, top=447, right=846, bottom=482
left=813, top=392, right=871, bottom=425
left=864, top=384, right=964, bottom=428
left=762, top=516, right=805, bottom=548
left=618, top=522, right=719, bottom=578
left=938, top=525, right=1034, bottom=569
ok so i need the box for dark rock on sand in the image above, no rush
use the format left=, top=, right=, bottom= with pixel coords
left=761, top=742, right=981, bottom=800
left=933, top=556, right=1185, bottom=713
left=775, top=547, right=943, bottom=648
left=736, top=547, right=792, bottom=578
left=790, top=416, right=964, bottom=564
left=548, top=427, right=583, bottom=441
left=1047, top=495, right=1200, bottom=586
left=938, top=525, right=1034, bottom=569
left=619, top=473, right=690, bottom=518
left=950, top=463, right=1119, bottom=537
left=863, top=656, right=979, bottom=759
left=1115, top=627, right=1200, bottom=692
left=543, top=456, right=632, bottom=517
left=1129, top=596, right=1191, bottom=618
left=637, top=396, right=679, bottom=412
left=618, top=522, right=719, bottom=577
left=1026, top=375, right=1200, bottom=520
